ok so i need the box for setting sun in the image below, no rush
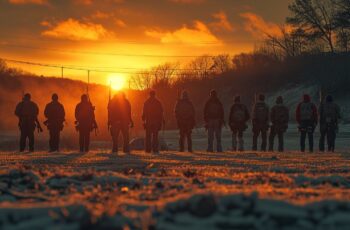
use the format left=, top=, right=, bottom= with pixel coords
left=107, top=74, right=127, bottom=91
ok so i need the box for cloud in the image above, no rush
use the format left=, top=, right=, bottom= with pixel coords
left=114, top=19, right=127, bottom=28
left=8, top=0, right=47, bottom=4
left=240, top=12, right=281, bottom=38
left=41, top=18, right=113, bottom=41
left=145, top=20, right=221, bottom=45
left=211, top=11, right=234, bottom=32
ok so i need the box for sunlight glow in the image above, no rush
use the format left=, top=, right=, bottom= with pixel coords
left=107, top=74, right=127, bottom=91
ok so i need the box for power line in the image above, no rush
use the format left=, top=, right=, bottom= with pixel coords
left=0, top=43, right=233, bottom=58
left=3, top=58, right=218, bottom=77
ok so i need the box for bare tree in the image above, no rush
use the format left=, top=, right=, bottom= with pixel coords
left=211, top=54, right=232, bottom=74
left=287, top=0, right=337, bottom=52
left=187, top=55, right=214, bottom=79
left=0, top=59, right=7, bottom=74
left=129, top=71, right=153, bottom=90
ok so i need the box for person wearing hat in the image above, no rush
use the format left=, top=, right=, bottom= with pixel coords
left=75, top=94, right=97, bottom=153
left=203, top=89, right=225, bottom=152
left=44, top=93, right=65, bottom=152
left=319, top=95, right=341, bottom=152
left=296, top=94, right=318, bottom=152
left=174, top=90, right=196, bottom=152
left=142, top=90, right=164, bottom=154
left=252, top=94, right=269, bottom=151
left=228, top=95, right=250, bottom=151
left=268, top=96, right=289, bottom=152
left=15, top=93, right=40, bottom=152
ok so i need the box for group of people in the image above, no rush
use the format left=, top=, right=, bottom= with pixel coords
left=14, top=89, right=341, bottom=154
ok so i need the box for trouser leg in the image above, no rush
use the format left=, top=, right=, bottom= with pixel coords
left=28, top=131, right=34, bottom=152
left=308, top=132, right=314, bottom=152
left=79, top=131, right=84, bottom=152
left=112, top=128, right=120, bottom=153
left=261, top=130, right=267, bottom=151
left=207, top=127, right=214, bottom=152
left=319, top=130, right=326, bottom=152
left=20, top=130, right=27, bottom=152
left=152, top=130, right=159, bottom=153
left=84, top=131, right=90, bottom=152
left=300, top=131, right=306, bottom=152
left=327, top=129, right=336, bottom=152
left=187, top=130, right=193, bottom=152
left=179, top=129, right=185, bottom=152
left=238, top=131, right=244, bottom=151
left=145, top=129, right=152, bottom=153
left=122, top=127, right=130, bottom=153
left=278, top=132, right=284, bottom=152
left=216, top=127, right=223, bottom=152
left=55, top=131, right=60, bottom=151
left=49, top=129, right=54, bottom=151
left=268, top=129, right=276, bottom=151
left=232, top=130, right=237, bottom=151
left=252, top=130, right=259, bottom=151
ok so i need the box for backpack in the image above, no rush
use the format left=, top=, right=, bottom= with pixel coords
left=323, top=103, right=337, bottom=123
left=176, top=100, right=194, bottom=120
left=231, top=105, right=245, bottom=122
left=274, top=105, right=288, bottom=124
left=300, top=102, right=314, bottom=121
left=255, top=103, right=268, bottom=122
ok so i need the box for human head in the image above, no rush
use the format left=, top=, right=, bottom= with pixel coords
left=210, top=89, right=217, bottom=98
left=303, top=94, right=311, bottom=102
left=181, top=90, right=189, bottom=100
left=326, top=95, right=333, bottom=102
left=276, top=96, right=283, bottom=104
left=52, top=93, right=58, bottom=101
left=234, top=95, right=241, bottom=103
left=258, top=94, right=265, bottom=102
left=23, top=93, right=31, bottom=101
left=149, top=90, right=156, bottom=98
left=81, top=94, right=88, bottom=102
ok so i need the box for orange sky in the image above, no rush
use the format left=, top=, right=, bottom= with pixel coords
left=0, top=0, right=292, bottom=86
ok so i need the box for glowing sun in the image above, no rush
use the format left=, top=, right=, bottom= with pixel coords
left=107, top=74, right=127, bottom=91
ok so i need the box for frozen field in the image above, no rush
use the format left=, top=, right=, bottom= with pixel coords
left=1, top=149, right=350, bottom=229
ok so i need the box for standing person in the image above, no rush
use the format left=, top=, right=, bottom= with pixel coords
left=204, top=90, right=224, bottom=153
left=108, top=92, right=133, bottom=154
left=15, top=93, right=42, bottom=152
left=75, top=94, right=97, bottom=153
left=319, top=95, right=341, bottom=152
left=142, top=90, right=164, bottom=154
left=44, top=93, right=65, bottom=152
left=252, top=94, right=269, bottom=151
left=174, top=90, right=196, bottom=152
left=269, top=96, right=289, bottom=152
left=296, top=94, right=318, bottom=152
left=228, top=95, right=250, bottom=151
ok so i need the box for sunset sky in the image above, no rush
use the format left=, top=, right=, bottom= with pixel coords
left=0, top=0, right=292, bottom=86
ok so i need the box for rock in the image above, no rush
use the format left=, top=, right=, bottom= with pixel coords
left=189, top=194, right=217, bottom=218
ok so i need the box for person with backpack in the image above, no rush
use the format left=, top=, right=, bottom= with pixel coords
left=319, top=95, right=341, bottom=152
left=174, top=91, right=196, bottom=152
left=75, top=94, right=98, bottom=153
left=229, top=95, right=250, bottom=151
left=252, top=94, right=269, bottom=151
left=204, top=90, right=224, bottom=152
left=142, top=90, right=164, bottom=154
left=15, top=93, right=42, bottom=152
left=44, top=93, right=65, bottom=152
left=108, top=91, right=133, bottom=154
left=296, top=94, right=318, bottom=152
left=268, top=96, right=289, bottom=152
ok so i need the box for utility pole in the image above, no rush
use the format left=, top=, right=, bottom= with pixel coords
left=61, top=67, right=64, bottom=79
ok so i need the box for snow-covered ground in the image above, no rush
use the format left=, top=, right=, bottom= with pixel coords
left=1, top=149, right=350, bottom=229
